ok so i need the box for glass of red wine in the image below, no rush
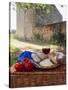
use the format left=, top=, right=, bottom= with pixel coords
left=42, top=48, right=50, bottom=54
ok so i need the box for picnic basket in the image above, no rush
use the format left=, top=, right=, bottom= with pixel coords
left=9, top=63, right=66, bottom=88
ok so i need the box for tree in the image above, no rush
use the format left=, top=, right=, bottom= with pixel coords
left=16, top=2, right=54, bottom=13
left=16, top=2, right=55, bottom=25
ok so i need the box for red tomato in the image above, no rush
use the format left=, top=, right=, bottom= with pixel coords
left=25, top=61, right=33, bottom=71
left=15, top=62, right=25, bottom=72
left=22, top=58, right=29, bottom=63
left=16, top=58, right=33, bottom=72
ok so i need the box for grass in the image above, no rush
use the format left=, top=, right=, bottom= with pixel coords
left=13, top=33, right=65, bottom=48
left=13, top=34, right=54, bottom=46
left=13, top=36, right=63, bottom=50
left=9, top=46, right=22, bottom=66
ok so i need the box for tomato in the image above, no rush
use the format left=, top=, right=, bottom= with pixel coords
left=15, top=62, right=25, bottom=72
left=24, top=61, right=33, bottom=71
left=22, top=58, right=29, bottom=63
left=15, top=58, right=33, bottom=72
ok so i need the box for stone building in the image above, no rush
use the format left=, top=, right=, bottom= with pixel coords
left=16, top=5, right=66, bottom=40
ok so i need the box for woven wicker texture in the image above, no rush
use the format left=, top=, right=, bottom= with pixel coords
left=9, top=64, right=66, bottom=88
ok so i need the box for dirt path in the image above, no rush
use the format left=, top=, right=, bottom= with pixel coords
left=11, top=38, right=59, bottom=51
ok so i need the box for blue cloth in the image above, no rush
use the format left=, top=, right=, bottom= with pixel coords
left=17, top=51, right=32, bottom=62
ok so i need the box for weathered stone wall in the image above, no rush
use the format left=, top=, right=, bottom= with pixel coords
left=16, top=9, right=24, bottom=38
left=16, top=7, right=64, bottom=40
left=33, top=22, right=66, bottom=41
left=16, top=9, right=35, bottom=40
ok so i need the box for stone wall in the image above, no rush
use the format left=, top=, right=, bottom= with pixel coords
left=16, top=9, right=35, bottom=40
left=16, top=7, right=64, bottom=40
left=32, top=21, right=66, bottom=41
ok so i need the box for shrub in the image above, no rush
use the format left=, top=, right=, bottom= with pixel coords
left=51, top=31, right=66, bottom=47
left=33, top=33, right=46, bottom=41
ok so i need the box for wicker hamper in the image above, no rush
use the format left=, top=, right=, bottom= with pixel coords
left=9, top=64, right=66, bottom=88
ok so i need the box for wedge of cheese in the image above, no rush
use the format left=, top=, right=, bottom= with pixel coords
left=39, top=59, right=54, bottom=67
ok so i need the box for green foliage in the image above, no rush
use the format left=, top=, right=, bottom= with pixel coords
left=16, top=3, right=33, bottom=10
left=51, top=31, right=66, bottom=47
left=33, top=33, right=42, bottom=40
left=33, top=33, right=46, bottom=43
left=16, top=2, right=54, bottom=11
left=14, top=35, right=24, bottom=41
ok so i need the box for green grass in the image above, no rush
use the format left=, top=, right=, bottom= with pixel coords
left=9, top=46, right=22, bottom=66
